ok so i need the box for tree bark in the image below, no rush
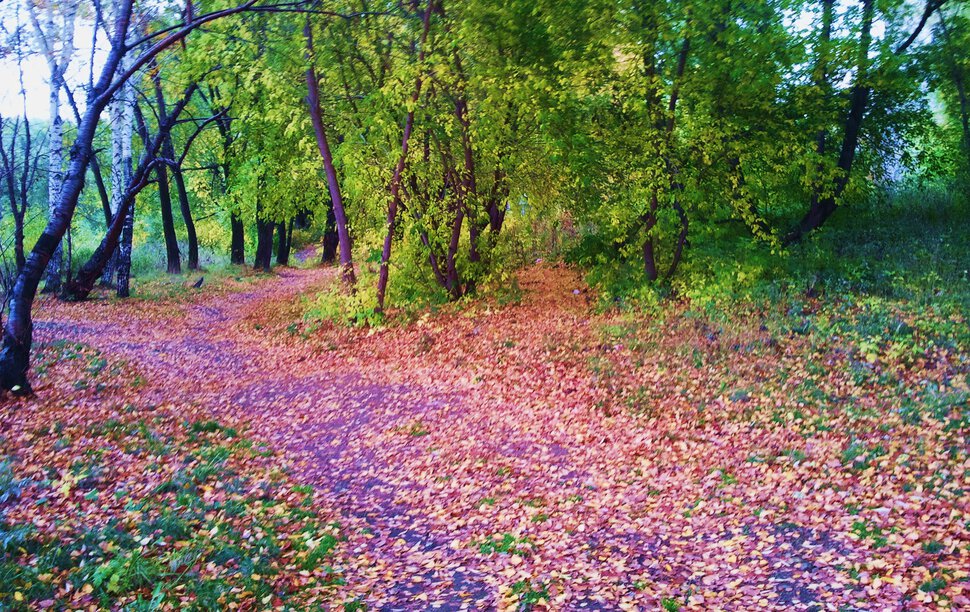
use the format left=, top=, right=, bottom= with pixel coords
left=116, top=195, right=135, bottom=297
left=254, top=216, right=273, bottom=272
left=304, top=17, right=356, bottom=286
left=276, top=219, right=292, bottom=266
left=91, top=156, right=112, bottom=226
left=231, top=212, right=245, bottom=264
left=157, top=162, right=182, bottom=273
left=172, top=163, right=199, bottom=269
left=30, top=1, right=79, bottom=295
left=102, top=53, right=135, bottom=287
left=321, top=204, right=339, bottom=264
left=153, top=63, right=182, bottom=275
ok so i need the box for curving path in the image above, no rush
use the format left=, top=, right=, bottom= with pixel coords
left=30, top=265, right=883, bottom=610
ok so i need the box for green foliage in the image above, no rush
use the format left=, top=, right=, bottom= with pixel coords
left=511, top=578, right=549, bottom=609
left=0, top=420, right=341, bottom=610
left=476, top=533, right=534, bottom=556
left=0, top=457, right=30, bottom=506
left=304, top=284, right=384, bottom=328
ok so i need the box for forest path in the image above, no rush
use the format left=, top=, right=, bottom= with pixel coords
left=29, top=265, right=882, bottom=610
left=32, top=266, right=599, bottom=608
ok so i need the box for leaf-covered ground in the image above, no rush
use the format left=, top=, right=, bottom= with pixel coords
left=1, top=265, right=968, bottom=610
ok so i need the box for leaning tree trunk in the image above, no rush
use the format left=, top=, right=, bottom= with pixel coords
left=67, top=85, right=205, bottom=301
left=0, top=85, right=110, bottom=392
left=789, top=0, right=875, bottom=242
left=305, top=17, right=355, bottom=286
left=64, top=184, right=134, bottom=301
left=0, top=0, right=262, bottom=392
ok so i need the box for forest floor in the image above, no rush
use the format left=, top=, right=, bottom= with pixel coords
left=1, top=264, right=968, bottom=610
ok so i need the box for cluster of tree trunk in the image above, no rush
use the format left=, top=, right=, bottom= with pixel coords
left=0, top=0, right=262, bottom=393
left=0, top=0, right=958, bottom=395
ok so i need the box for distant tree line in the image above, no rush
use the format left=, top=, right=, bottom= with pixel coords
left=0, top=0, right=966, bottom=392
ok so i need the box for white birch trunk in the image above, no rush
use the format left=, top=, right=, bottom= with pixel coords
left=101, top=53, right=135, bottom=286
left=29, top=0, right=78, bottom=293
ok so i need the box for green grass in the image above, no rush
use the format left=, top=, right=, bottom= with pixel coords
left=476, top=533, right=534, bottom=556
left=576, top=185, right=970, bottom=313
left=0, top=420, right=342, bottom=610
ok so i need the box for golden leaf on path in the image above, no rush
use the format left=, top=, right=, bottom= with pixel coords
left=8, top=265, right=969, bottom=610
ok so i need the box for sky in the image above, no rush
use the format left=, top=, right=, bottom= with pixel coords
left=0, top=1, right=104, bottom=121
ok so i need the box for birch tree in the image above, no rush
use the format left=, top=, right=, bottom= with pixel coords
left=27, top=0, right=79, bottom=294
left=0, top=0, right=266, bottom=393
left=100, top=52, right=135, bottom=288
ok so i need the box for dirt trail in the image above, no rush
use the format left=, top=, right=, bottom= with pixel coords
left=34, top=268, right=502, bottom=607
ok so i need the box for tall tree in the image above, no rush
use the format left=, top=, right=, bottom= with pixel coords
left=305, top=16, right=355, bottom=286
left=101, top=53, right=135, bottom=287
left=0, top=0, right=263, bottom=393
left=150, top=62, right=184, bottom=275
left=27, top=0, right=79, bottom=294
left=375, top=0, right=436, bottom=312
left=788, top=0, right=947, bottom=241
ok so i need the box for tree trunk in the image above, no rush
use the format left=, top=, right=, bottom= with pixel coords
left=67, top=92, right=201, bottom=300
left=254, top=218, right=273, bottom=272
left=172, top=164, right=199, bottom=269
left=666, top=199, right=689, bottom=280
left=0, top=82, right=108, bottom=391
left=33, top=0, right=79, bottom=295
left=0, top=127, right=28, bottom=272
left=790, top=0, right=874, bottom=242
left=116, top=200, right=135, bottom=297
left=42, top=109, right=64, bottom=294
left=152, top=66, right=181, bottom=275
left=276, top=219, right=292, bottom=266
left=806, top=0, right=835, bottom=233
left=63, top=186, right=133, bottom=301
left=230, top=212, right=245, bottom=264
left=321, top=204, right=339, bottom=264
left=13, top=215, right=26, bottom=273
left=641, top=195, right=659, bottom=281
left=305, top=18, right=356, bottom=286
left=101, top=60, right=134, bottom=287
left=0, top=0, right=262, bottom=392
left=254, top=196, right=273, bottom=272
left=157, top=162, right=182, bottom=274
